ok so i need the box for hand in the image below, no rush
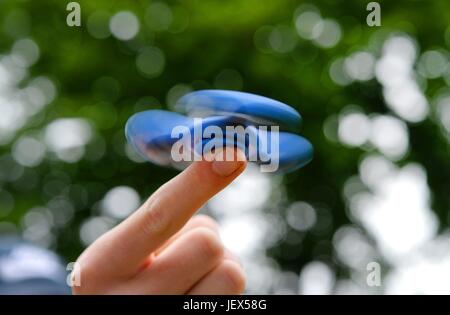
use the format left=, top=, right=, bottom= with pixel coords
left=72, top=148, right=247, bottom=295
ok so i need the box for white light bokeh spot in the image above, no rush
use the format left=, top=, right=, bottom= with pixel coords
left=295, top=11, right=322, bottom=40
left=136, top=46, right=165, bottom=78
left=338, top=112, right=371, bottom=147
left=375, top=35, right=429, bottom=123
left=101, top=186, right=140, bottom=219
left=351, top=162, right=438, bottom=262
left=145, top=2, right=173, bottom=31
left=436, top=94, right=450, bottom=136
left=12, top=136, right=46, bottom=167
left=209, top=165, right=271, bottom=215
left=418, top=50, right=448, bottom=79
left=286, top=202, right=317, bottom=232
left=44, top=118, right=92, bottom=163
left=11, top=38, right=40, bottom=67
left=109, top=11, right=140, bottom=41
left=344, top=51, right=375, bottom=81
left=80, top=216, right=116, bottom=246
left=298, top=261, right=335, bottom=295
left=333, top=226, right=376, bottom=270
left=312, top=19, right=341, bottom=49
left=386, top=232, right=450, bottom=294
left=370, top=115, right=409, bottom=160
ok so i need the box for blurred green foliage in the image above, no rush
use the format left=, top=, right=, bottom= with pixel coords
left=0, top=0, right=450, bottom=288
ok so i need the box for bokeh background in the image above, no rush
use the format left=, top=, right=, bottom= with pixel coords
left=1, top=0, right=450, bottom=294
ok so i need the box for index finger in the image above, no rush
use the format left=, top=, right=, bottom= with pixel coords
left=79, top=148, right=246, bottom=277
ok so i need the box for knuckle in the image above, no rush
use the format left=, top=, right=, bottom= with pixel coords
left=219, top=261, right=246, bottom=294
left=192, top=215, right=219, bottom=231
left=191, top=227, right=224, bottom=261
left=141, top=197, right=171, bottom=236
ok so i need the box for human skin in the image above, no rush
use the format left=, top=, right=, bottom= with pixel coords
left=72, top=148, right=247, bottom=294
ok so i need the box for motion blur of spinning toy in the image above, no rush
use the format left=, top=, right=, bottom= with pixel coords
left=125, top=90, right=313, bottom=173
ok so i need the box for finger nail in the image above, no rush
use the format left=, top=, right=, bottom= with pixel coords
left=211, top=148, right=246, bottom=177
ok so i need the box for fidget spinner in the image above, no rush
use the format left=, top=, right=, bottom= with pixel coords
left=125, top=90, right=313, bottom=173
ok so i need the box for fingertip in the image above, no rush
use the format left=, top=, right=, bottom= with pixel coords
left=210, top=147, right=247, bottom=178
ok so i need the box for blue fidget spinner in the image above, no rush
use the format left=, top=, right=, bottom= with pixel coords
left=125, top=90, right=313, bottom=173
